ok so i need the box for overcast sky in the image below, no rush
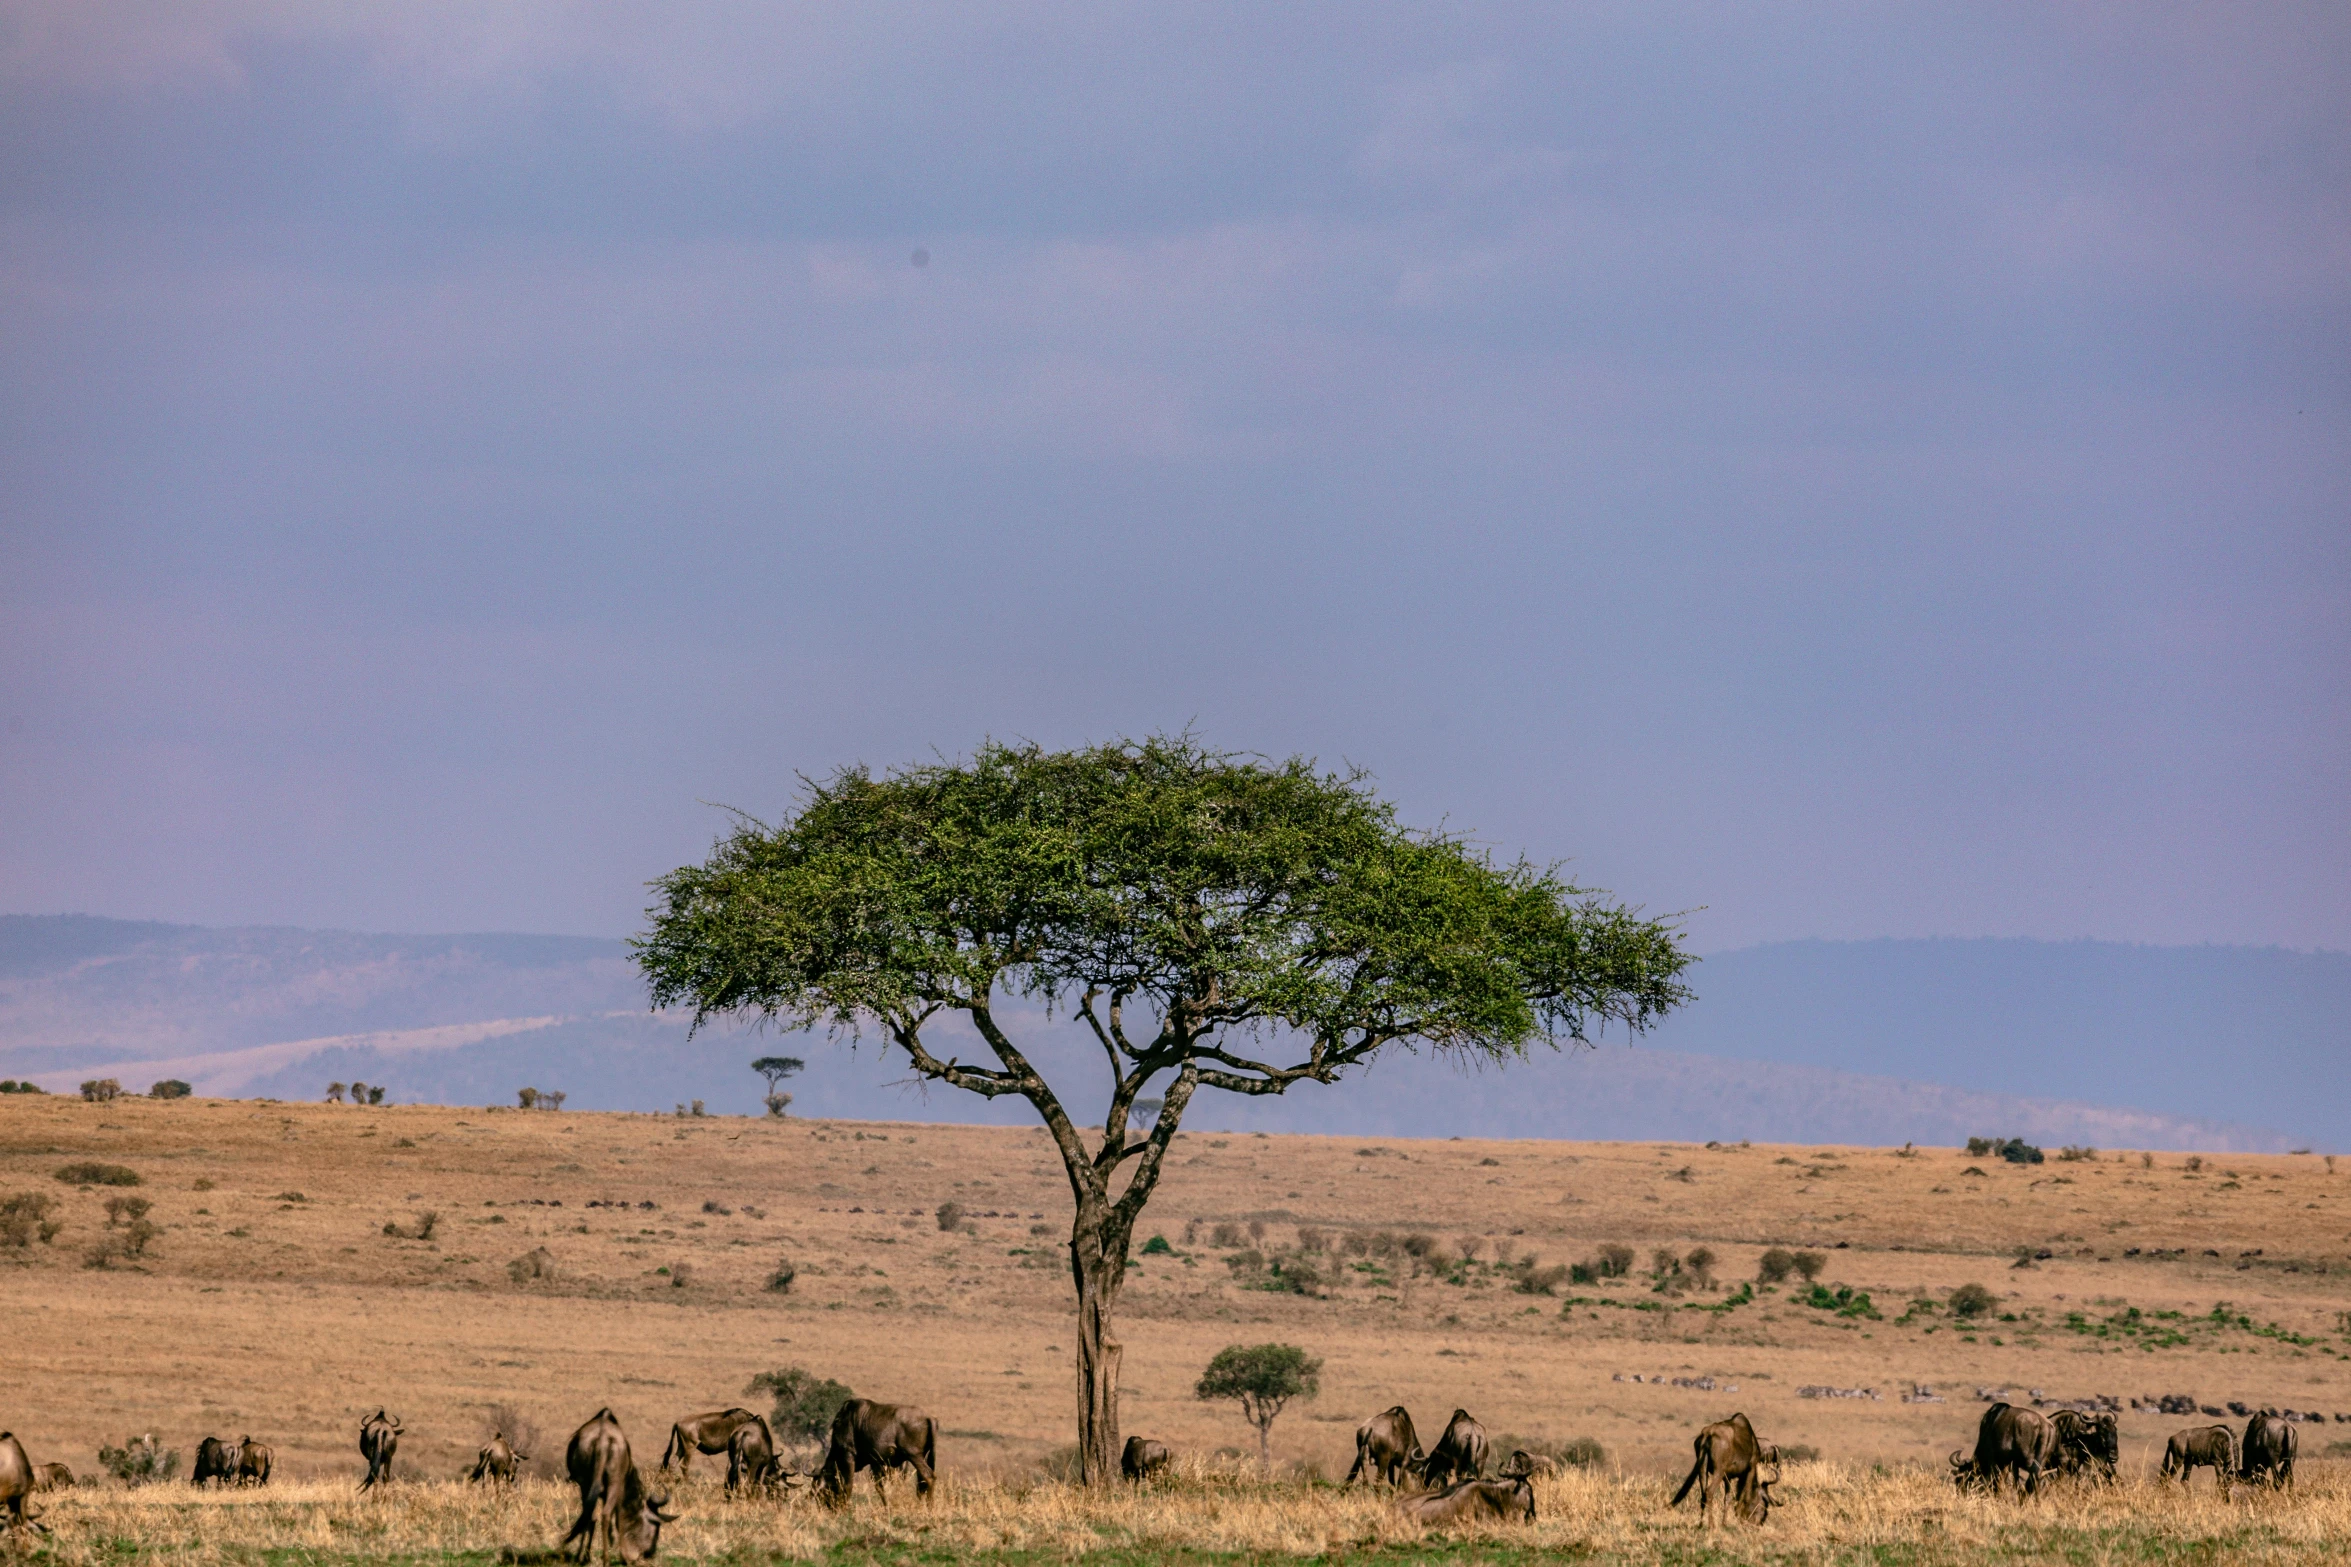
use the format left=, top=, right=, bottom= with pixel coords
left=2, top=3, right=2344, bottom=953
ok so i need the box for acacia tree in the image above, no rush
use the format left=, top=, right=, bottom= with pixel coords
left=636, top=737, right=1692, bottom=1485
left=1196, top=1342, right=1320, bottom=1473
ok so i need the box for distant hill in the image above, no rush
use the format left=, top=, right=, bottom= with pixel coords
left=1, top=916, right=2338, bottom=1150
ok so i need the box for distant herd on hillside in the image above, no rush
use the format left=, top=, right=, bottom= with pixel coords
left=0, top=1385, right=2313, bottom=1561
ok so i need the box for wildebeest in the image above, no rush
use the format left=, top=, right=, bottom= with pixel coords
left=1119, top=1437, right=1170, bottom=1482
left=1417, top=1409, right=1489, bottom=1490
left=724, top=1418, right=785, bottom=1498
left=660, top=1409, right=763, bottom=1477
left=815, top=1399, right=936, bottom=1505
left=2160, top=1424, right=2236, bottom=1494
left=0, top=1432, right=44, bottom=1536
left=563, top=1409, right=677, bottom=1564
left=1396, top=1474, right=1536, bottom=1526
left=31, top=1463, right=73, bottom=1493
left=470, top=1432, right=526, bottom=1488
left=193, top=1435, right=236, bottom=1488
left=1498, top=1450, right=1559, bottom=1480
left=2240, top=1414, right=2297, bottom=1489
left=2051, top=1410, right=2118, bottom=1483
left=1670, top=1412, right=1778, bottom=1524
left=1949, top=1403, right=2058, bottom=1495
left=235, top=1437, right=272, bottom=1487
left=1345, top=1407, right=1423, bottom=1488
left=358, top=1409, right=402, bottom=1491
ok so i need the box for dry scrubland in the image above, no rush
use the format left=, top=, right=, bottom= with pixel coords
left=3, top=1094, right=2349, bottom=1563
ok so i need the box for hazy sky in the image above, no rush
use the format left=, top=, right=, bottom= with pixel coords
left=3, top=4, right=2345, bottom=952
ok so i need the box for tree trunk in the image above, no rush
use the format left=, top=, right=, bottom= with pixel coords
left=1072, top=1216, right=1128, bottom=1485
left=1257, top=1419, right=1272, bottom=1475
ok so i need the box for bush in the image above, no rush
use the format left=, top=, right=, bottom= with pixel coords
left=1595, top=1242, right=1635, bottom=1277
left=669, top=1262, right=694, bottom=1288
left=97, top=1435, right=178, bottom=1486
left=1295, top=1226, right=1328, bottom=1253
left=1140, top=1234, right=1174, bottom=1255
left=0, top=1080, right=48, bottom=1094
left=1949, top=1281, right=1998, bottom=1319
left=1224, top=1248, right=1267, bottom=1278
left=147, top=1079, right=191, bottom=1100
left=1791, top=1250, right=1828, bottom=1282
left=508, top=1247, right=556, bottom=1284
left=0, top=1191, right=61, bottom=1247
left=1757, top=1247, right=1796, bottom=1283
left=746, top=1366, right=855, bottom=1445
left=1998, top=1139, right=2044, bottom=1165
left=79, top=1079, right=122, bottom=1102
left=766, top=1256, right=797, bottom=1293
left=1684, top=1246, right=1717, bottom=1286
left=935, top=1201, right=964, bottom=1231
left=1515, top=1262, right=1570, bottom=1294
left=1965, top=1137, right=1996, bottom=1157
left=103, top=1195, right=152, bottom=1226
left=384, top=1211, right=439, bottom=1241
left=1568, top=1260, right=1599, bottom=1285
left=55, top=1161, right=139, bottom=1187
left=1210, top=1221, right=1244, bottom=1248
left=2058, top=1144, right=2097, bottom=1162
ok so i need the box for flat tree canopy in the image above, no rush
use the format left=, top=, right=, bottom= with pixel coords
left=1196, top=1342, right=1321, bottom=1471
left=636, top=736, right=1692, bottom=1482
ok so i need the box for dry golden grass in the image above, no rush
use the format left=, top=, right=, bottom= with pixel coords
left=2, top=1091, right=2348, bottom=1561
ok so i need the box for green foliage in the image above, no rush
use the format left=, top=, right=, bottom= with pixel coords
left=1948, top=1282, right=1999, bottom=1319
left=55, top=1161, right=140, bottom=1187
left=1798, top=1283, right=1880, bottom=1319
left=148, top=1079, right=192, bottom=1100
left=1140, top=1234, right=1174, bottom=1255
left=1971, top=1135, right=2045, bottom=1164
left=936, top=1200, right=965, bottom=1231
left=0, top=1080, right=47, bottom=1094
left=1791, top=1249, right=1828, bottom=1282
left=1756, top=1246, right=1796, bottom=1282
left=747, top=1366, right=856, bottom=1444
left=1195, top=1343, right=1321, bottom=1430
left=1594, top=1243, right=1636, bottom=1277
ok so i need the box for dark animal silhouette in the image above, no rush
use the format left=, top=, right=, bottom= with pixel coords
left=725, top=1418, right=785, bottom=1497
left=469, top=1432, right=526, bottom=1488
left=1950, top=1403, right=2058, bottom=1495
left=563, top=1409, right=677, bottom=1564
left=1417, top=1409, right=1489, bottom=1490
left=2161, top=1425, right=2236, bottom=1494
left=1345, top=1407, right=1424, bottom=1487
left=815, top=1399, right=936, bottom=1505
left=1499, top=1450, right=1559, bottom=1479
left=235, top=1437, right=272, bottom=1487
left=660, top=1409, right=763, bottom=1477
left=1120, top=1437, right=1170, bottom=1482
left=2051, top=1410, right=2118, bottom=1483
left=192, top=1435, right=236, bottom=1488
left=0, top=1433, right=44, bottom=1536
left=1396, top=1474, right=1535, bottom=1526
left=31, top=1463, right=73, bottom=1493
left=1671, top=1412, right=1778, bottom=1523
left=358, top=1409, right=402, bottom=1491
left=2240, top=1415, right=2297, bottom=1489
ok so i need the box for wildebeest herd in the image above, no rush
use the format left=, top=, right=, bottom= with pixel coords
left=0, top=1389, right=2315, bottom=1559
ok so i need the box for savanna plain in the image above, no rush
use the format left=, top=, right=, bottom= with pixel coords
left=3, top=1093, right=2348, bottom=1564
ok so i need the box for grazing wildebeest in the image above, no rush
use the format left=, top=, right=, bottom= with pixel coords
left=660, top=1409, right=763, bottom=1477
left=469, top=1432, right=526, bottom=1489
left=563, top=1409, right=676, bottom=1564
left=2240, top=1414, right=2297, bottom=1489
left=1345, top=1407, right=1424, bottom=1488
left=358, top=1409, right=402, bottom=1491
left=1417, top=1410, right=1489, bottom=1490
left=1120, top=1437, right=1171, bottom=1482
left=2051, top=1410, right=2118, bottom=1483
left=1671, top=1413, right=1779, bottom=1523
left=725, top=1418, right=785, bottom=1498
left=31, top=1463, right=73, bottom=1493
left=815, top=1399, right=936, bottom=1506
left=0, top=1433, right=44, bottom=1537
left=1499, top=1450, right=1559, bottom=1480
left=2161, top=1425, right=2236, bottom=1494
left=1396, top=1474, right=1536, bottom=1526
left=193, top=1435, right=236, bottom=1489
left=1949, top=1403, right=2058, bottom=1496
left=235, top=1437, right=272, bottom=1487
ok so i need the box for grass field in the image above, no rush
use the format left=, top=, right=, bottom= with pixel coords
left=3, top=1093, right=2348, bottom=1562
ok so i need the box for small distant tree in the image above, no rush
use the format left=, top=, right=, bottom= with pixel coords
left=326, top=1082, right=348, bottom=1104
left=1792, top=1250, right=1828, bottom=1282
left=1949, top=1282, right=1998, bottom=1319
left=348, top=1080, right=369, bottom=1105
left=517, top=1087, right=540, bottom=1110
left=544, top=1090, right=566, bottom=1111
left=148, top=1079, right=192, bottom=1100
left=746, top=1366, right=855, bottom=1448
left=366, top=1085, right=386, bottom=1105
left=753, top=1056, right=805, bottom=1118
left=79, top=1079, right=122, bottom=1102
left=1756, top=1247, right=1796, bottom=1283
left=1195, top=1342, right=1320, bottom=1473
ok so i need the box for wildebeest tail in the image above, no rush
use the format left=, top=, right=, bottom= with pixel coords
left=1669, top=1443, right=1707, bottom=1508
left=923, top=1417, right=938, bottom=1474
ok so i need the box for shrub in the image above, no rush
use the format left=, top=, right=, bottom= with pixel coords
left=766, top=1256, right=797, bottom=1293
left=1649, top=1247, right=1681, bottom=1277
left=1224, top=1248, right=1267, bottom=1278
left=1516, top=1262, right=1570, bottom=1294
left=55, top=1161, right=139, bottom=1187
left=103, top=1195, right=152, bottom=1226
left=1264, top=1255, right=1323, bottom=1294
left=746, top=1366, right=855, bottom=1446
left=669, top=1262, right=693, bottom=1287
left=1965, top=1137, right=1995, bottom=1156
left=148, top=1079, right=192, bottom=1100
left=79, top=1079, right=122, bottom=1102
left=517, top=1088, right=540, bottom=1109
left=1401, top=1233, right=1437, bottom=1261
left=702, top=1200, right=732, bottom=1215
left=1140, top=1234, right=1174, bottom=1255
left=97, top=1435, right=178, bottom=1485
left=1595, top=1242, right=1635, bottom=1277
left=385, top=1210, right=439, bottom=1241
left=1209, top=1221, right=1244, bottom=1248
left=1998, top=1138, right=2044, bottom=1165
left=2183, top=1155, right=2205, bottom=1173
left=1791, top=1250, right=1828, bottom=1282
left=0, top=1191, right=61, bottom=1247
left=1949, top=1282, right=1998, bottom=1319
left=508, top=1247, right=557, bottom=1284
left=935, top=1201, right=964, bottom=1231
left=1295, top=1227, right=1328, bottom=1253
left=0, top=1080, right=48, bottom=1094
left=1684, top=1246, right=1718, bottom=1286
left=1568, top=1260, right=1600, bottom=1285
left=2058, top=1144, right=2097, bottom=1162
left=1457, top=1236, right=1485, bottom=1262
left=1757, top=1247, right=1796, bottom=1283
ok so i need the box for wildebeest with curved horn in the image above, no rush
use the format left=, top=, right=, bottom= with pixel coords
left=235, top=1437, right=272, bottom=1487
left=2050, top=1410, right=2118, bottom=1483
left=1417, top=1409, right=1489, bottom=1490
left=2161, top=1424, right=2236, bottom=1494
left=1949, top=1403, right=2058, bottom=1495
left=192, top=1435, right=235, bottom=1488
left=563, top=1409, right=677, bottom=1564
left=1119, top=1437, right=1170, bottom=1482
left=1345, top=1407, right=1424, bottom=1488
left=1396, top=1474, right=1535, bottom=1526
left=0, top=1433, right=45, bottom=1537
left=2240, top=1414, right=2297, bottom=1489
left=815, top=1399, right=935, bottom=1506
left=1671, top=1412, right=1779, bottom=1523
left=660, top=1409, right=763, bottom=1477
left=358, top=1409, right=402, bottom=1491
left=725, top=1418, right=786, bottom=1498
left=469, top=1431, right=526, bottom=1489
